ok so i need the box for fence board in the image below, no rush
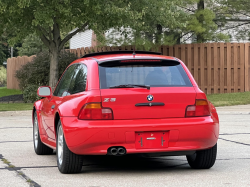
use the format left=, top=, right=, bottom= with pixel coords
left=220, top=43, right=224, bottom=93
left=240, top=43, right=245, bottom=92
left=194, top=44, right=199, bottom=84
left=200, top=44, right=205, bottom=92
left=226, top=43, right=231, bottom=93
left=207, top=43, right=212, bottom=94
left=162, top=46, right=168, bottom=56
left=233, top=43, right=238, bottom=92
left=245, top=43, right=249, bottom=91
left=181, top=45, right=186, bottom=63
left=213, top=43, right=218, bottom=93
left=169, top=46, right=173, bottom=56
left=187, top=44, right=192, bottom=72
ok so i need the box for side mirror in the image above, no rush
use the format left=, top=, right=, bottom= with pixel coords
left=37, top=86, right=52, bottom=99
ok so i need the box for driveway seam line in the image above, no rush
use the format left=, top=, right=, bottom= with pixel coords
left=0, top=154, right=41, bottom=187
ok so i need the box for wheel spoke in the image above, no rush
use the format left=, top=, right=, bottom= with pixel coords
left=33, top=116, right=39, bottom=149
left=57, top=126, right=64, bottom=165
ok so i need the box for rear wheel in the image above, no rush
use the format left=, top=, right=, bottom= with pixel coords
left=56, top=121, right=83, bottom=174
left=33, top=112, right=53, bottom=155
left=186, top=143, right=217, bottom=169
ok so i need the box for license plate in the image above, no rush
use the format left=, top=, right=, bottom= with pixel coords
left=135, top=131, right=169, bottom=149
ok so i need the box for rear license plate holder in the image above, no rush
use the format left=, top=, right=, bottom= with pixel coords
left=135, top=131, right=169, bottom=149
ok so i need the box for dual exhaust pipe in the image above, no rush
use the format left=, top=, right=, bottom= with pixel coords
left=109, top=147, right=126, bottom=156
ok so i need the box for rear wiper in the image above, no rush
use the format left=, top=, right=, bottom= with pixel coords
left=109, top=84, right=150, bottom=90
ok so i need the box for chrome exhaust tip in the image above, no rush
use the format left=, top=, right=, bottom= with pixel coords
left=110, top=148, right=118, bottom=155
left=118, top=148, right=126, bottom=155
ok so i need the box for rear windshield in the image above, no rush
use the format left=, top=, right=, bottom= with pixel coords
left=99, top=60, right=192, bottom=89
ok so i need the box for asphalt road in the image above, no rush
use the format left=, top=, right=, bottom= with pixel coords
left=0, top=105, right=250, bottom=187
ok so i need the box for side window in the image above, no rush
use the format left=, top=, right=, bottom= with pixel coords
left=68, top=64, right=87, bottom=94
left=53, top=65, right=77, bottom=96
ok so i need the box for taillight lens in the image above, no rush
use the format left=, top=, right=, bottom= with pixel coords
left=185, top=100, right=210, bottom=117
left=78, top=103, right=113, bottom=120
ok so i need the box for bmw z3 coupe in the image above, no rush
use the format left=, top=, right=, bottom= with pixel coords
left=33, top=51, right=219, bottom=173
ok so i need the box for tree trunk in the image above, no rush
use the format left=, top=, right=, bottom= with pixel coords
left=197, top=0, right=205, bottom=43
left=155, top=24, right=163, bottom=45
left=49, top=49, right=59, bottom=90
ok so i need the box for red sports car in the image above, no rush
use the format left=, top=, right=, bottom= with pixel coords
left=33, top=51, right=219, bottom=174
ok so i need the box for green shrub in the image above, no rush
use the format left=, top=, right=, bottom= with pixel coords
left=22, top=84, right=41, bottom=103
left=0, top=66, right=7, bottom=87
left=16, top=51, right=78, bottom=102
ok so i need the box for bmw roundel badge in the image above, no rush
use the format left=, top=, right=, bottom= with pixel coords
left=147, top=95, right=154, bottom=102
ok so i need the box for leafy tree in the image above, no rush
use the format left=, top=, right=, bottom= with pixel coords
left=2, top=0, right=218, bottom=88
left=0, top=0, right=185, bottom=89
left=0, top=34, right=9, bottom=64
left=0, top=33, right=21, bottom=64
left=100, top=0, right=229, bottom=47
left=213, top=0, right=250, bottom=41
left=17, top=34, right=47, bottom=57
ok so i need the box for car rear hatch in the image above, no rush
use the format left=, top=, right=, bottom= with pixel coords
left=98, top=58, right=196, bottom=120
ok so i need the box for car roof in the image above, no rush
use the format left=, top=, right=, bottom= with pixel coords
left=81, top=52, right=176, bottom=63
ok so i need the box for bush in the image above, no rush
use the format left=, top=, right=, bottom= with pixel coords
left=22, top=84, right=41, bottom=103
left=0, top=66, right=7, bottom=87
left=16, top=51, right=78, bottom=102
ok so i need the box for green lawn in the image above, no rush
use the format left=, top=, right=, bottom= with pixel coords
left=0, top=103, right=33, bottom=111
left=207, top=92, right=250, bottom=107
left=0, top=87, right=33, bottom=111
left=0, top=87, right=22, bottom=98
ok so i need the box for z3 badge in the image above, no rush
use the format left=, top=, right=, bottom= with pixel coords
left=103, top=98, right=116, bottom=102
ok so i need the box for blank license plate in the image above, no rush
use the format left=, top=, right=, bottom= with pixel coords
left=135, top=131, right=169, bottom=149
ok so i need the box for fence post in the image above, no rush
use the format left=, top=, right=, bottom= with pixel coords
left=226, top=43, right=231, bottom=93
left=207, top=43, right=212, bottom=94
left=245, top=43, right=249, bottom=92
left=219, top=43, right=224, bottom=93
left=233, top=43, right=238, bottom=93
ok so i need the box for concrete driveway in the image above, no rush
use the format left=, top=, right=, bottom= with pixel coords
left=0, top=105, right=250, bottom=187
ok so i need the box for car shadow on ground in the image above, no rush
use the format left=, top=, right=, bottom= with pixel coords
left=79, top=155, right=190, bottom=174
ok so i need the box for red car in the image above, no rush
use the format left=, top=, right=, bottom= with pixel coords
left=33, top=51, right=219, bottom=174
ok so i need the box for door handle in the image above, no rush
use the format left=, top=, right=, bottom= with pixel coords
left=51, top=105, right=55, bottom=109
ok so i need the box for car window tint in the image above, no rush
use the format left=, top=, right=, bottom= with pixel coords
left=53, top=64, right=77, bottom=96
left=68, top=64, right=87, bottom=94
left=99, top=60, right=192, bottom=89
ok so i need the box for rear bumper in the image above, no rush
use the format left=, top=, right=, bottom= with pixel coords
left=60, top=117, right=219, bottom=155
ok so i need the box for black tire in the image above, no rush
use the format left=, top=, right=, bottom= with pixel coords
left=186, top=143, right=217, bottom=169
left=56, top=121, right=83, bottom=174
left=33, top=112, right=53, bottom=155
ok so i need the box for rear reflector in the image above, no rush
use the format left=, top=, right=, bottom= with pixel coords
left=121, top=60, right=161, bottom=63
left=78, top=103, right=113, bottom=120
left=185, top=100, right=210, bottom=117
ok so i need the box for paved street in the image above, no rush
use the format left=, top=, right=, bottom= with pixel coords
left=0, top=106, right=250, bottom=187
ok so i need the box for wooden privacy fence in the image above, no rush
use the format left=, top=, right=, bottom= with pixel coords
left=7, top=55, right=35, bottom=90
left=7, top=43, right=250, bottom=94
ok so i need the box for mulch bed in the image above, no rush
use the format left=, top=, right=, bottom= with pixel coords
left=0, top=94, right=23, bottom=102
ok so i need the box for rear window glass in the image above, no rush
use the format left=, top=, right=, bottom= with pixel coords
left=99, top=60, right=192, bottom=89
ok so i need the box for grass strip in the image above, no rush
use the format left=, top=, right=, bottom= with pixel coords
left=207, top=92, right=250, bottom=107
left=0, top=87, right=22, bottom=98
left=0, top=103, right=33, bottom=111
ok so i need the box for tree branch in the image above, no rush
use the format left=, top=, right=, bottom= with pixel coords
left=216, top=22, right=250, bottom=32
left=37, top=25, right=50, bottom=38
left=59, top=22, right=89, bottom=51
left=37, top=25, right=51, bottom=48
left=182, top=33, right=195, bottom=43
left=178, top=6, right=195, bottom=13
left=40, top=33, right=50, bottom=48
